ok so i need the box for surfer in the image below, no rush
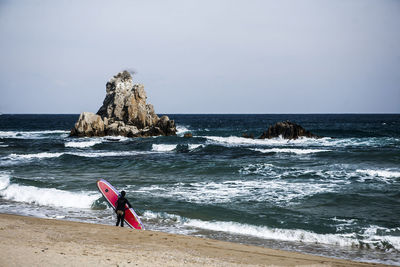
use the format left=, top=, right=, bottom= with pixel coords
left=115, top=191, right=132, bottom=227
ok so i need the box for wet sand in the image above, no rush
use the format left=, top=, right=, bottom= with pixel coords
left=0, top=213, right=390, bottom=266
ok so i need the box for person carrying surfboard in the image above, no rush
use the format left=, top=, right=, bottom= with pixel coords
left=115, top=191, right=132, bottom=227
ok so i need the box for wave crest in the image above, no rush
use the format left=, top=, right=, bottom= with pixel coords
left=0, top=176, right=99, bottom=209
left=65, top=140, right=103, bottom=148
left=152, top=144, right=176, bottom=152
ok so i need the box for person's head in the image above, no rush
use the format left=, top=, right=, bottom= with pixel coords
left=121, top=191, right=126, bottom=197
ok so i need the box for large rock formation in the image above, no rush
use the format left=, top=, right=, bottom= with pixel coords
left=70, top=71, right=176, bottom=137
left=259, top=121, right=319, bottom=140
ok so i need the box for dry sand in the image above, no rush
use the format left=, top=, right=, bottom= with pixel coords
left=0, top=213, right=390, bottom=266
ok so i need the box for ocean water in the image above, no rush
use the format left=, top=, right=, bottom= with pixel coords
left=0, top=114, right=399, bottom=265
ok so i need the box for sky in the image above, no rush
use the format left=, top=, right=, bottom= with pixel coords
left=0, top=0, right=399, bottom=114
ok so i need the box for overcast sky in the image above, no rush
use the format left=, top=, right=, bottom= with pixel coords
left=0, top=0, right=399, bottom=114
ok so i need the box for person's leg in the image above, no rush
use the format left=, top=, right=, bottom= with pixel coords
left=116, top=211, right=123, bottom=226
left=121, top=212, right=125, bottom=227
left=116, top=213, right=121, bottom=226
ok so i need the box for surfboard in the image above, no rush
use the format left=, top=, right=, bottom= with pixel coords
left=97, top=179, right=144, bottom=230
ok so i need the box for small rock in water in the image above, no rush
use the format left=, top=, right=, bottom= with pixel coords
left=184, top=133, right=193, bottom=138
left=259, top=121, right=320, bottom=140
left=242, top=133, right=254, bottom=139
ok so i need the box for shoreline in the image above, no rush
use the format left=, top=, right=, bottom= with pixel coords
left=0, top=213, right=392, bottom=266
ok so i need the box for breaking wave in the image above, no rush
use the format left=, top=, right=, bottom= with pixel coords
left=176, top=125, right=191, bottom=136
left=7, top=152, right=64, bottom=160
left=65, top=139, right=103, bottom=148
left=188, top=144, right=202, bottom=150
left=356, top=169, right=400, bottom=178
left=152, top=144, right=176, bottom=152
left=142, top=210, right=400, bottom=251
left=0, top=173, right=99, bottom=208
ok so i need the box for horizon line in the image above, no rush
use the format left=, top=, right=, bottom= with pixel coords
left=1, top=112, right=399, bottom=115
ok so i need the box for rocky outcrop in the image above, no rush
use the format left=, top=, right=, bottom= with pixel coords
left=259, top=121, right=319, bottom=140
left=70, top=112, right=105, bottom=137
left=70, top=71, right=176, bottom=137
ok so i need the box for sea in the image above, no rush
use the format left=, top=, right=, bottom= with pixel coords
left=0, top=114, right=399, bottom=265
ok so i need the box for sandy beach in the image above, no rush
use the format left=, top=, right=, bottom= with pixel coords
left=1, top=0, right=400, bottom=265
left=0, top=213, right=391, bottom=267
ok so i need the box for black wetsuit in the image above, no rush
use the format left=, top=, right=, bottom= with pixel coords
left=115, top=196, right=132, bottom=227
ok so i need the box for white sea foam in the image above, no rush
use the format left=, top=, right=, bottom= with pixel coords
left=1, top=151, right=153, bottom=165
left=65, top=136, right=129, bottom=148
left=141, top=210, right=400, bottom=251
left=152, top=144, right=176, bottom=152
left=331, top=217, right=358, bottom=232
left=239, top=163, right=323, bottom=179
left=0, top=130, right=69, bottom=139
left=239, top=163, right=276, bottom=176
left=205, top=135, right=398, bottom=149
left=65, top=139, right=103, bottom=148
left=354, top=169, right=400, bottom=184
left=8, top=152, right=64, bottom=160
left=0, top=173, right=11, bottom=190
left=188, top=144, right=203, bottom=150
left=238, top=164, right=400, bottom=185
left=358, top=225, right=400, bottom=251
left=205, top=135, right=292, bottom=146
left=332, top=217, right=356, bottom=224
left=185, top=219, right=355, bottom=247
left=185, top=220, right=400, bottom=250
left=0, top=179, right=99, bottom=208
left=252, top=148, right=330, bottom=155
left=205, top=135, right=340, bottom=148
left=356, top=169, right=400, bottom=178
left=319, top=137, right=400, bottom=148
left=176, top=125, right=190, bottom=135
left=69, top=151, right=149, bottom=158
left=138, top=179, right=336, bottom=205
left=240, top=164, right=399, bottom=185
left=142, top=210, right=183, bottom=223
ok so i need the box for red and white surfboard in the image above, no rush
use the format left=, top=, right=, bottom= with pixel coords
left=97, top=179, right=144, bottom=230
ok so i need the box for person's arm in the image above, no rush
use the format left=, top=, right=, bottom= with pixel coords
left=126, top=199, right=132, bottom=209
